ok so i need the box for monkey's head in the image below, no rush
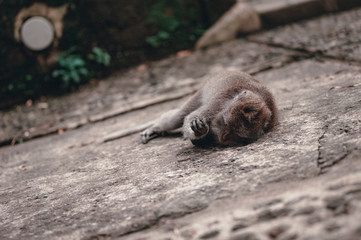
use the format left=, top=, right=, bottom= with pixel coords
left=213, top=90, right=273, bottom=146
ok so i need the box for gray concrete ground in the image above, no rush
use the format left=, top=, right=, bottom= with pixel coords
left=1, top=5, right=361, bottom=240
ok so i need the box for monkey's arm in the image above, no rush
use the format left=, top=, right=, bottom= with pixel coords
left=182, top=97, right=227, bottom=144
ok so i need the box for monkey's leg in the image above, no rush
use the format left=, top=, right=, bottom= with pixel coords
left=141, top=92, right=202, bottom=144
left=141, top=109, right=183, bottom=143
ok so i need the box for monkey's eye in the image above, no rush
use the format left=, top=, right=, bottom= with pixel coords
left=243, top=107, right=253, bottom=114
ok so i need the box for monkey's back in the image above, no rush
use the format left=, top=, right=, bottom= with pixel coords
left=200, top=71, right=265, bottom=102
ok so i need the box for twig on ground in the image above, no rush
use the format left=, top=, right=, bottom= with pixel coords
left=326, top=83, right=361, bottom=97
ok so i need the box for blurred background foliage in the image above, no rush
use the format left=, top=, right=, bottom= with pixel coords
left=0, top=0, right=234, bottom=108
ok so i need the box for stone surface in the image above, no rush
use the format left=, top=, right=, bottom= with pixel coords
left=1, top=58, right=360, bottom=239
left=249, top=6, right=361, bottom=61
left=123, top=151, right=361, bottom=240
left=1, top=6, right=361, bottom=240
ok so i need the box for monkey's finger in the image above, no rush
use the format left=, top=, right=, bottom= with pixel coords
left=190, top=119, right=198, bottom=131
left=199, top=118, right=207, bottom=127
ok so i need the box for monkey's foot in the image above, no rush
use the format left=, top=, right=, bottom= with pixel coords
left=140, top=128, right=161, bottom=144
left=190, top=117, right=209, bottom=139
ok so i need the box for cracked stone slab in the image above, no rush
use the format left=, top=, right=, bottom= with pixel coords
left=255, top=59, right=361, bottom=174
left=0, top=41, right=302, bottom=146
left=1, top=59, right=361, bottom=239
left=248, top=7, right=361, bottom=62
left=123, top=151, right=361, bottom=240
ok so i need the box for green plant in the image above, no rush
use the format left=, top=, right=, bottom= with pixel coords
left=145, top=1, right=180, bottom=48
left=52, top=48, right=89, bottom=89
left=51, top=46, right=111, bottom=90
left=4, top=72, right=36, bottom=98
left=89, top=47, right=111, bottom=66
left=145, top=0, right=204, bottom=49
left=146, top=31, right=171, bottom=48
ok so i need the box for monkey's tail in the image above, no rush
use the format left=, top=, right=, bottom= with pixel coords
left=101, top=121, right=154, bottom=143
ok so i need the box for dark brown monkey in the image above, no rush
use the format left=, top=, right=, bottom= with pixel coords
left=103, top=71, right=278, bottom=146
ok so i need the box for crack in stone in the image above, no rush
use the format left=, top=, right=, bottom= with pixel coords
left=317, top=119, right=354, bottom=174
left=317, top=124, right=329, bottom=174
left=319, top=148, right=353, bottom=174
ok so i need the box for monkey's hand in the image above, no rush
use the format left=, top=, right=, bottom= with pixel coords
left=184, top=117, right=209, bottom=140
left=140, top=127, right=161, bottom=144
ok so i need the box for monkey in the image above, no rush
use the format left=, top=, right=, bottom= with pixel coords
left=102, top=70, right=278, bottom=146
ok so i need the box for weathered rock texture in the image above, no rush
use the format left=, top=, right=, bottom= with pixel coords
left=249, top=6, right=361, bottom=61
left=1, top=5, right=361, bottom=240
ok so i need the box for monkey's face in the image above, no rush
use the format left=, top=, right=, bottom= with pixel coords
left=213, top=90, right=272, bottom=146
